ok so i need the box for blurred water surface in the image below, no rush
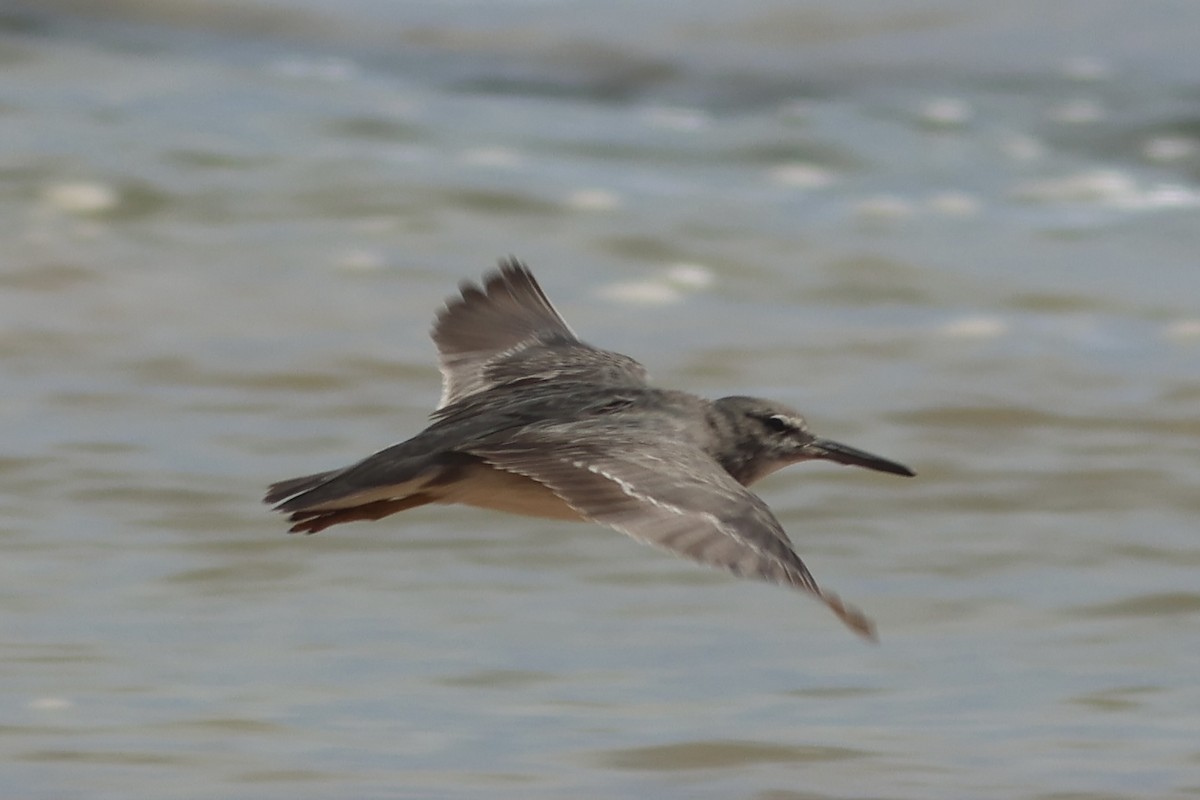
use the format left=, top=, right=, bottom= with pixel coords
left=2, top=1, right=1198, bottom=798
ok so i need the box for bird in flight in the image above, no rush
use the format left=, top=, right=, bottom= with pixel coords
left=265, top=259, right=914, bottom=639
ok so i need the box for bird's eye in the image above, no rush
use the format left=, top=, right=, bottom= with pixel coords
left=761, top=414, right=792, bottom=433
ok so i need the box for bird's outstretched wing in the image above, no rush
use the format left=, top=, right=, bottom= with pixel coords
left=431, top=258, right=647, bottom=410
left=467, top=425, right=876, bottom=639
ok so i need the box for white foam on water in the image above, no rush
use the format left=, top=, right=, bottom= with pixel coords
left=917, top=97, right=973, bottom=128
left=1163, top=319, right=1200, bottom=341
left=1142, top=135, right=1197, bottom=163
left=927, top=191, right=982, bottom=217
left=597, top=280, right=682, bottom=306
left=1012, top=169, right=1200, bottom=210
left=664, top=263, right=714, bottom=290
left=565, top=189, right=622, bottom=211
left=41, top=181, right=119, bottom=214
left=767, top=162, right=836, bottom=189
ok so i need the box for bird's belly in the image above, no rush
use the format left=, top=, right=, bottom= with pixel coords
left=436, top=462, right=585, bottom=521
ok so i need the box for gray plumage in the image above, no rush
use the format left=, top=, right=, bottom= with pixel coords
left=265, top=258, right=914, bottom=640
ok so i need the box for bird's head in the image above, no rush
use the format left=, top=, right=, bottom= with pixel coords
left=711, top=396, right=915, bottom=485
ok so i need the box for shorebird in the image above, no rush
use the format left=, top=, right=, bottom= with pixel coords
left=265, top=259, right=914, bottom=639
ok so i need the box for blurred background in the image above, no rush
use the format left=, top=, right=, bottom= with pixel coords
left=2, top=1, right=1198, bottom=798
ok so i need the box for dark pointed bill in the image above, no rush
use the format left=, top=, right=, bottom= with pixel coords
left=805, top=438, right=915, bottom=477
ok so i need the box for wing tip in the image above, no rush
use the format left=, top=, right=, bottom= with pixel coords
left=820, top=590, right=878, bottom=643
left=433, top=256, right=542, bottom=338
left=496, top=254, right=531, bottom=276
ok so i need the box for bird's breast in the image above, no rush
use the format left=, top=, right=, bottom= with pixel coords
left=434, top=461, right=586, bottom=521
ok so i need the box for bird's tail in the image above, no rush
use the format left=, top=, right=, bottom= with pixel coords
left=263, top=470, right=341, bottom=507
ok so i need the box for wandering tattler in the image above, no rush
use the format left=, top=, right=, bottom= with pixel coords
left=265, top=259, right=914, bottom=639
